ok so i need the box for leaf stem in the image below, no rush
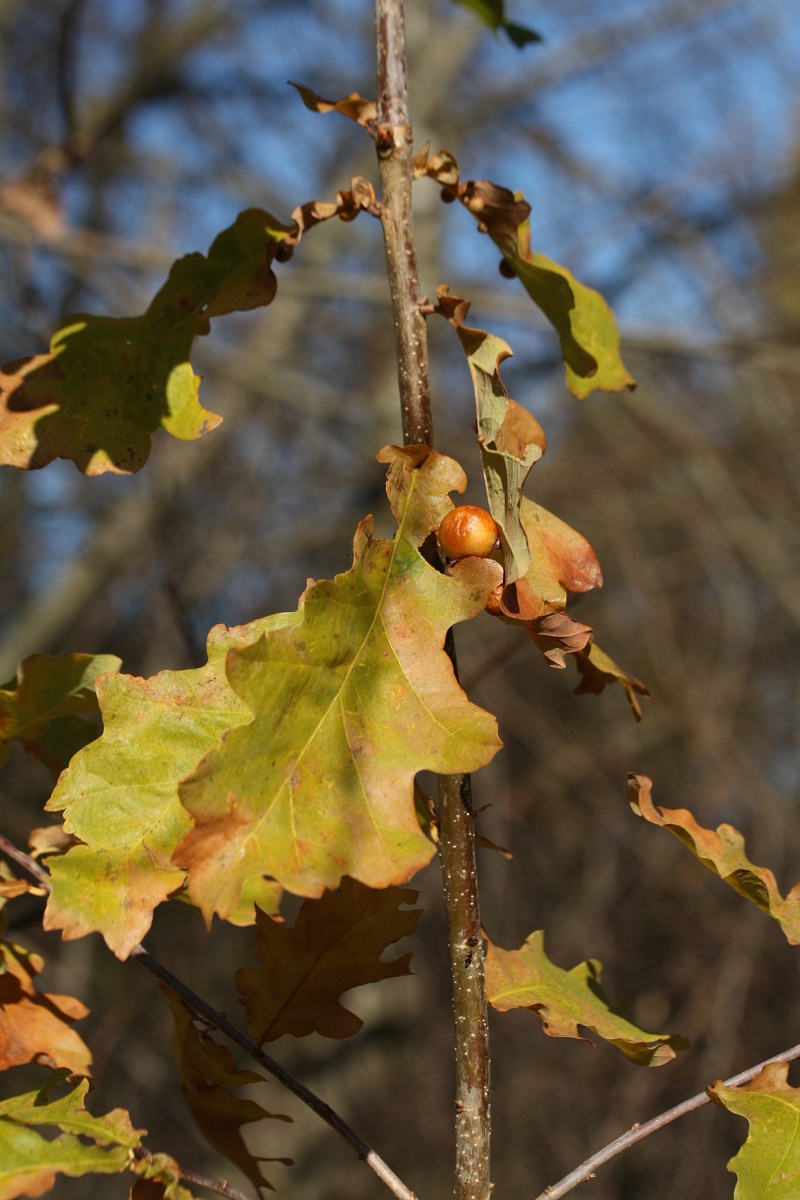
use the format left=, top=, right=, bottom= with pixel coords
left=374, top=0, right=432, bottom=446
left=534, top=1044, right=800, bottom=1200
left=0, top=834, right=418, bottom=1200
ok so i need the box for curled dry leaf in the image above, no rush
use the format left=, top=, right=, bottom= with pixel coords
left=288, top=81, right=377, bottom=128
left=525, top=611, right=594, bottom=669
left=628, top=774, right=800, bottom=943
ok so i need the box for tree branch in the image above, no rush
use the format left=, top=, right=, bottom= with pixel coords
left=260, top=18, right=498, bottom=1183
left=535, top=1044, right=800, bottom=1200
left=374, top=6, right=491, bottom=1199
left=374, top=0, right=432, bottom=447
left=0, top=834, right=418, bottom=1200
left=177, top=1168, right=254, bottom=1200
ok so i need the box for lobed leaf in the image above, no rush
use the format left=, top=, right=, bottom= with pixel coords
left=176, top=468, right=501, bottom=922
left=0, top=209, right=298, bottom=475
left=0, top=1072, right=141, bottom=1199
left=163, top=989, right=291, bottom=1196
left=628, top=774, right=800, bottom=943
left=485, top=929, right=687, bottom=1066
left=709, top=1062, right=800, bottom=1197
left=43, top=619, right=287, bottom=959
left=0, top=939, right=91, bottom=1076
left=236, top=877, right=421, bottom=1043
left=0, top=653, right=121, bottom=778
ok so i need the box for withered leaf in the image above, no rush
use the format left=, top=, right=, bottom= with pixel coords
left=628, top=774, right=800, bottom=942
left=0, top=939, right=91, bottom=1076
left=289, top=82, right=377, bottom=128
left=163, top=989, right=291, bottom=1196
left=236, top=877, right=421, bottom=1043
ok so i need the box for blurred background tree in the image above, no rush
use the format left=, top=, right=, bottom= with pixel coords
left=0, top=2, right=799, bottom=1198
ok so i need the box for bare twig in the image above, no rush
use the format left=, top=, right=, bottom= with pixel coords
left=0, top=835, right=418, bottom=1200
left=374, top=0, right=432, bottom=447
left=535, top=1045, right=800, bottom=1200
left=177, top=1168, right=254, bottom=1200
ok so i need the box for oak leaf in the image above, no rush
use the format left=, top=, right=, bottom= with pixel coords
left=416, top=150, right=635, bottom=399
left=0, top=1071, right=141, bottom=1198
left=0, top=209, right=296, bottom=475
left=236, top=878, right=421, bottom=1043
left=176, top=474, right=501, bottom=921
left=0, top=653, right=121, bottom=778
left=0, top=939, right=91, bottom=1076
left=43, top=619, right=286, bottom=959
left=163, top=989, right=291, bottom=1196
left=485, top=929, right=687, bottom=1066
left=628, top=773, right=800, bottom=942
left=709, top=1062, right=800, bottom=1197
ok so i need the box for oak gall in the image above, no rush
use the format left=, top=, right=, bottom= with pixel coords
left=437, top=506, right=499, bottom=560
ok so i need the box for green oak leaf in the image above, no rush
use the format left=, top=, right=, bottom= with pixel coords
left=176, top=477, right=502, bottom=922
left=710, top=1062, right=800, bottom=1197
left=0, top=209, right=296, bottom=475
left=415, top=151, right=635, bottom=400
left=0, top=652, right=121, bottom=778
left=0, top=1071, right=141, bottom=1198
left=485, top=929, right=688, bottom=1065
left=43, top=619, right=288, bottom=959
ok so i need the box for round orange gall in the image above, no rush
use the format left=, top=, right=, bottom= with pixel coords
left=437, top=506, right=499, bottom=560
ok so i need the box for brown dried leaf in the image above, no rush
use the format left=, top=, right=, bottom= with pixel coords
left=525, top=611, right=594, bottom=669
left=237, top=878, right=421, bottom=1043
left=289, top=82, right=377, bottom=128
left=0, top=940, right=91, bottom=1075
left=164, top=989, right=291, bottom=1196
left=292, top=176, right=376, bottom=236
